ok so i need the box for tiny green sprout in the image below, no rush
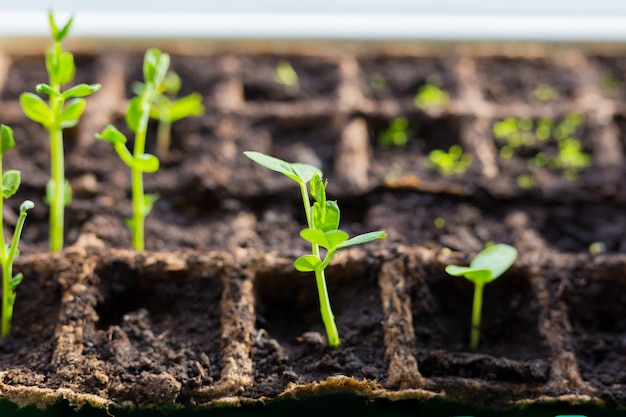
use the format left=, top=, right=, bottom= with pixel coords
left=369, top=73, right=388, bottom=91
left=426, top=145, right=472, bottom=176
left=445, top=243, right=517, bottom=351
left=19, top=11, right=101, bottom=252
left=97, top=48, right=170, bottom=250
left=378, top=117, right=413, bottom=147
left=244, top=151, right=386, bottom=348
left=414, top=83, right=449, bottom=110
left=275, top=60, right=300, bottom=97
left=434, top=217, right=446, bottom=229
left=0, top=125, right=34, bottom=337
left=589, top=242, right=606, bottom=255
left=133, top=70, right=205, bottom=157
left=530, top=83, right=561, bottom=103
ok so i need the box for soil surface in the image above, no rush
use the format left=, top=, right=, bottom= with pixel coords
left=0, top=46, right=625, bottom=411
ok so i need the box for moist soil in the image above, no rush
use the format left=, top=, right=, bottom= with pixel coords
left=0, top=47, right=625, bottom=411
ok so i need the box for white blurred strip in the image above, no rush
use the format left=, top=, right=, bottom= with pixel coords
left=2, top=12, right=626, bottom=40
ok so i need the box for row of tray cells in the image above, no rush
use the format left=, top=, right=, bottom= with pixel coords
left=4, top=53, right=626, bottom=104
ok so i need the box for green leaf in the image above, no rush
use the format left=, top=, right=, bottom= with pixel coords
left=20, top=200, right=34, bottom=212
left=336, top=231, right=388, bottom=249
left=2, top=170, right=20, bottom=198
left=313, top=200, right=340, bottom=232
left=300, top=228, right=327, bottom=247
left=168, top=93, right=205, bottom=123
left=62, top=83, right=101, bottom=99
left=143, top=48, right=170, bottom=87
left=243, top=151, right=322, bottom=184
left=294, top=255, right=322, bottom=272
left=132, top=81, right=147, bottom=97
left=324, top=230, right=349, bottom=249
left=445, top=265, right=493, bottom=285
left=57, top=52, right=76, bottom=86
left=96, top=124, right=128, bottom=144
left=469, top=243, right=518, bottom=280
left=134, top=154, right=160, bottom=173
left=0, top=125, right=15, bottom=156
left=143, top=193, right=159, bottom=216
left=20, top=93, right=53, bottom=128
left=49, top=11, right=73, bottom=42
left=59, top=98, right=86, bottom=129
left=126, top=97, right=143, bottom=133
left=310, top=174, right=326, bottom=203
left=36, top=83, right=62, bottom=98
left=10, top=272, right=23, bottom=291
left=161, top=71, right=182, bottom=94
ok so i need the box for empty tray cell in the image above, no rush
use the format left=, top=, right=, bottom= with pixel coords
left=0, top=257, right=62, bottom=388
left=567, top=270, right=626, bottom=389
left=490, top=113, right=594, bottom=188
left=411, top=263, right=549, bottom=383
left=251, top=261, right=386, bottom=397
left=529, top=203, right=626, bottom=254
left=1, top=54, right=99, bottom=101
left=240, top=55, right=340, bottom=102
left=366, top=114, right=470, bottom=182
left=358, top=56, right=457, bottom=103
left=85, top=260, right=224, bottom=403
left=475, top=57, right=581, bottom=105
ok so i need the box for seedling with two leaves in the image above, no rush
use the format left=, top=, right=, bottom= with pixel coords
left=244, top=151, right=386, bottom=348
left=0, top=125, right=34, bottom=337
left=97, top=48, right=170, bottom=250
left=19, top=12, right=101, bottom=252
left=445, top=243, right=517, bottom=351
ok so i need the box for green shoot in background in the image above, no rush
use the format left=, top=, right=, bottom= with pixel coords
left=132, top=70, right=205, bottom=157
left=19, top=11, right=101, bottom=252
left=0, top=125, right=34, bottom=337
left=415, top=83, right=449, bottom=109
left=426, top=145, right=472, bottom=176
left=378, top=117, right=413, bottom=147
left=445, top=243, right=517, bottom=351
left=244, top=151, right=387, bottom=347
left=96, top=48, right=170, bottom=250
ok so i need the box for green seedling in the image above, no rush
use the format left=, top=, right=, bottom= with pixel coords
left=445, top=243, right=517, bottom=351
left=415, top=83, right=449, bottom=109
left=96, top=48, right=170, bottom=250
left=530, top=83, right=561, bottom=103
left=275, top=60, right=300, bottom=96
left=19, top=12, right=101, bottom=252
left=426, top=145, right=472, bottom=176
left=132, top=70, right=205, bottom=157
left=378, top=117, right=413, bottom=147
left=244, top=151, right=386, bottom=348
left=0, top=125, right=34, bottom=337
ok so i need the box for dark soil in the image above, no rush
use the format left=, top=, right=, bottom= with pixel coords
left=0, top=47, right=625, bottom=411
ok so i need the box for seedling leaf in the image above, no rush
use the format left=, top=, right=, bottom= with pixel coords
left=294, top=255, right=322, bottom=272
left=36, top=83, right=62, bottom=98
left=96, top=124, right=128, bottom=144
left=20, top=200, right=35, bottom=212
left=59, top=98, right=86, bottom=129
left=300, top=228, right=328, bottom=248
left=444, top=265, right=493, bottom=285
left=62, top=83, right=102, bottom=99
left=336, top=231, right=388, bottom=249
left=126, top=97, right=143, bottom=133
left=49, top=11, right=74, bottom=42
left=312, top=200, right=340, bottom=232
left=469, top=243, right=518, bottom=280
left=324, top=230, right=349, bottom=249
left=0, top=125, right=15, bottom=156
left=20, top=93, right=53, bottom=128
left=134, top=154, right=160, bottom=173
left=57, top=52, right=76, bottom=86
left=2, top=170, right=20, bottom=198
left=143, top=193, right=159, bottom=216
left=244, top=151, right=322, bottom=184
left=168, top=93, right=205, bottom=122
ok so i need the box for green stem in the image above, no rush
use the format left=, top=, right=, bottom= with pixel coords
left=49, top=87, right=64, bottom=252
left=470, top=283, right=484, bottom=351
left=0, top=156, right=7, bottom=337
left=156, top=119, right=171, bottom=157
left=3, top=205, right=29, bottom=337
left=131, top=96, right=152, bottom=251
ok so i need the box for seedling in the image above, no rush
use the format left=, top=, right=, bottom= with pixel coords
left=132, top=70, right=205, bottom=157
left=445, top=243, right=517, bottom=351
left=530, top=83, right=561, bottom=103
left=244, top=151, right=386, bottom=347
left=426, top=145, right=472, bottom=176
left=275, top=60, right=299, bottom=96
left=415, top=83, right=449, bottom=109
left=0, top=125, right=34, bottom=337
left=19, top=12, right=101, bottom=252
left=96, top=48, right=170, bottom=250
left=378, top=117, right=413, bottom=147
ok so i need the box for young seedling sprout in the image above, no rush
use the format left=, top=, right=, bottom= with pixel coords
left=132, top=70, right=205, bottom=157
left=19, top=11, right=101, bottom=252
left=96, top=48, right=170, bottom=250
left=444, top=243, right=517, bottom=351
left=0, top=125, right=34, bottom=337
left=244, top=151, right=387, bottom=347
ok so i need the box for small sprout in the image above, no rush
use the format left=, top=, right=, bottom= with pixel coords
left=378, top=117, right=413, bottom=147
left=530, top=83, right=561, bottom=103
left=589, top=242, right=606, bottom=255
left=434, top=217, right=446, bottom=229
left=414, top=83, right=449, bottom=110
left=516, top=174, right=535, bottom=189
left=275, top=60, right=300, bottom=97
left=445, top=243, right=518, bottom=351
left=369, top=73, right=388, bottom=91
left=0, top=125, right=34, bottom=337
left=134, top=70, right=205, bottom=157
left=244, top=151, right=386, bottom=348
left=19, top=11, right=101, bottom=252
left=426, top=145, right=472, bottom=176
left=97, top=48, right=170, bottom=250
